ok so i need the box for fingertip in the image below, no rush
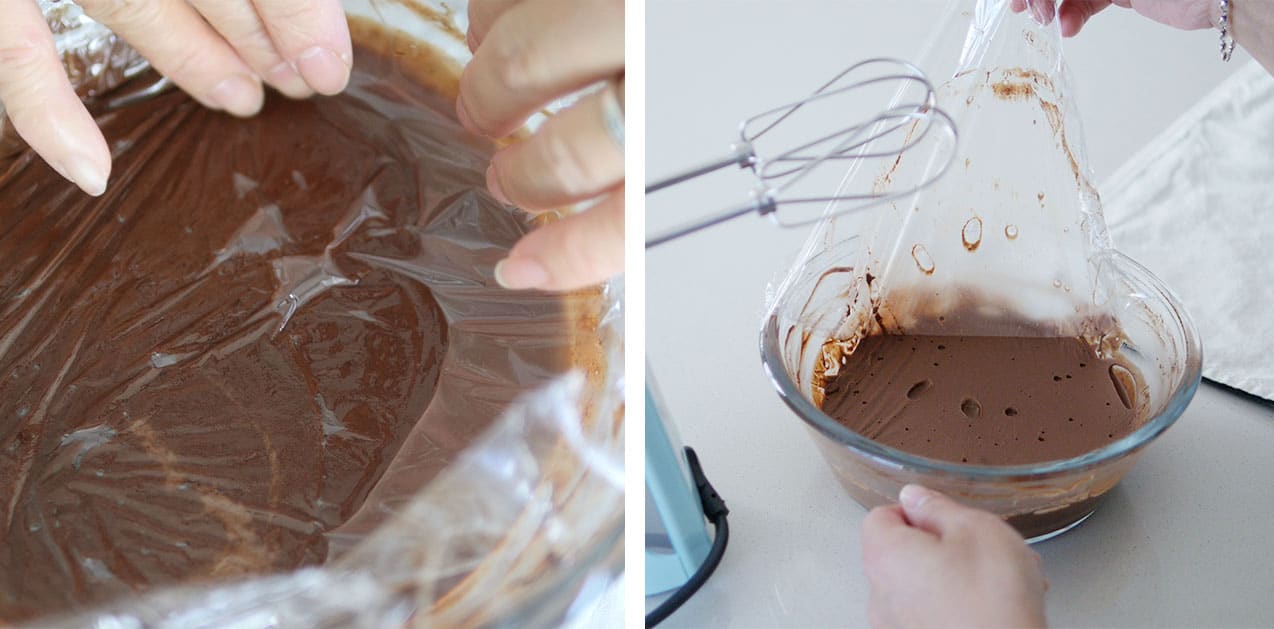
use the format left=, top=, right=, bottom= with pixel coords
left=210, top=75, right=265, bottom=117
left=254, top=0, right=352, bottom=95
left=1060, top=0, right=1112, bottom=36
left=493, top=256, right=550, bottom=290
left=296, top=46, right=351, bottom=96
left=899, top=484, right=936, bottom=511
left=497, top=192, right=623, bottom=291
left=898, top=485, right=964, bottom=537
left=61, top=153, right=109, bottom=197
left=1060, top=13, right=1084, bottom=37
left=46, top=130, right=111, bottom=197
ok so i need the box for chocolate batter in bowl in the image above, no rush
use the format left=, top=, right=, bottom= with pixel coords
left=0, top=2, right=620, bottom=624
left=761, top=243, right=1202, bottom=541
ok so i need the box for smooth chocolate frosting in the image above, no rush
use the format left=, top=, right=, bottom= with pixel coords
left=820, top=334, right=1142, bottom=465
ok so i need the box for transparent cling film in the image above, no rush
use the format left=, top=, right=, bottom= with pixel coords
left=0, top=1, right=623, bottom=625
left=761, top=0, right=1201, bottom=541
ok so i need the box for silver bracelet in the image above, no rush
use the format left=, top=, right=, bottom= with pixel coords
left=1219, top=0, right=1236, bottom=61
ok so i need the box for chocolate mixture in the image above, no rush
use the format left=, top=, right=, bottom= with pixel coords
left=0, top=24, right=574, bottom=620
left=820, top=334, right=1142, bottom=465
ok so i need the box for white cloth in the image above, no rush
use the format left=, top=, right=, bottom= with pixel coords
left=1104, top=60, right=1274, bottom=401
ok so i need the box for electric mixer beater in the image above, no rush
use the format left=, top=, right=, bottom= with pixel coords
left=646, top=57, right=959, bottom=247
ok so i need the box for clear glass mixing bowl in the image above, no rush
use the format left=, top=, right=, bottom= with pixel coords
left=760, top=242, right=1202, bottom=542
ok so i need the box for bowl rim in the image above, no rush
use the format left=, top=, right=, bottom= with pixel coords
left=759, top=250, right=1204, bottom=480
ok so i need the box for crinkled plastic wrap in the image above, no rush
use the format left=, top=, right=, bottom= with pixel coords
left=34, top=375, right=623, bottom=628
left=788, top=0, right=1112, bottom=340
left=0, top=1, right=623, bottom=625
left=761, top=0, right=1200, bottom=539
left=36, top=0, right=150, bottom=96
left=770, top=0, right=1197, bottom=411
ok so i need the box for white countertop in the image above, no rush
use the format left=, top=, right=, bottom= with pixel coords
left=646, top=1, right=1274, bottom=626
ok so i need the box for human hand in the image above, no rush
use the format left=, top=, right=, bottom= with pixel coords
left=1010, top=0, right=1215, bottom=37
left=461, top=0, right=625, bottom=292
left=861, top=485, right=1048, bottom=629
left=0, top=0, right=352, bottom=196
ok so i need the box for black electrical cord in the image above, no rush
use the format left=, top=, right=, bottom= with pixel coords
left=646, top=446, right=730, bottom=628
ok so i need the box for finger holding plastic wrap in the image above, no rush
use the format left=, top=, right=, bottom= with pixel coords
left=0, top=0, right=149, bottom=194
left=460, top=0, right=626, bottom=292
left=0, top=0, right=357, bottom=196
left=2, top=0, right=624, bottom=626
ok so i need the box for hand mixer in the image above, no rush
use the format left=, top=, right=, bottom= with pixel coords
left=645, top=57, right=960, bottom=626
left=645, top=57, right=959, bottom=247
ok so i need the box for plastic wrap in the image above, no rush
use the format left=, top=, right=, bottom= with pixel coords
left=761, top=0, right=1200, bottom=539
left=33, top=375, right=623, bottom=628
left=791, top=0, right=1112, bottom=340
left=769, top=0, right=1200, bottom=411
left=0, top=1, right=623, bottom=625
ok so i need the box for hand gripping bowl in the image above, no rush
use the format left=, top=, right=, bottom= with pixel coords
left=761, top=241, right=1201, bottom=542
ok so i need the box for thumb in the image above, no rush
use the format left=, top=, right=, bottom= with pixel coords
left=494, top=188, right=624, bottom=291
left=1058, top=0, right=1114, bottom=37
left=898, top=484, right=983, bottom=538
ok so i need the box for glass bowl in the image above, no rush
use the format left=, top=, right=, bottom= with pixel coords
left=760, top=243, right=1202, bottom=542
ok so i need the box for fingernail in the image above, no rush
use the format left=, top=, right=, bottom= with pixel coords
left=899, top=484, right=933, bottom=510
left=267, top=62, right=313, bottom=99
left=494, top=257, right=550, bottom=290
left=486, top=164, right=510, bottom=204
left=211, top=75, right=263, bottom=117
left=296, top=46, right=352, bottom=95
left=60, top=154, right=108, bottom=197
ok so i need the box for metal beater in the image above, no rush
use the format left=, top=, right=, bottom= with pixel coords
left=646, top=57, right=959, bottom=247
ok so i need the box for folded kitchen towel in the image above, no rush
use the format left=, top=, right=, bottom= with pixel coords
left=1103, top=60, right=1274, bottom=402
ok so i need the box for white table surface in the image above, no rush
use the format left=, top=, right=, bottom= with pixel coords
left=646, top=1, right=1274, bottom=627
